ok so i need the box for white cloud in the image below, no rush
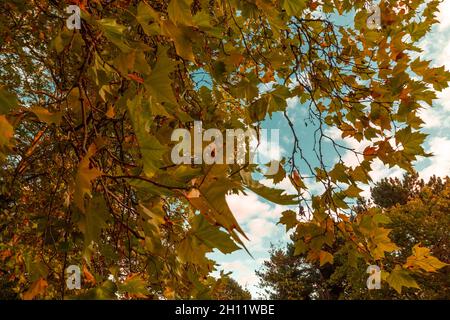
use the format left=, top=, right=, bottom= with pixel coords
left=420, top=136, right=450, bottom=179
left=226, top=192, right=280, bottom=221
left=286, top=96, right=299, bottom=110
left=437, top=0, right=450, bottom=31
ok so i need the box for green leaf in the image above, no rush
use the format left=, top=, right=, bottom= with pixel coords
left=74, top=144, right=103, bottom=211
left=79, top=195, right=109, bottom=258
left=191, top=214, right=240, bottom=254
left=127, top=95, right=167, bottom=177
left=161, top=21, right=196, bottom=62
left=168, top=0, right=194, bottom=26
left=294, top=240, right=307, bottom=256
left=329, top=163, right=350, bottom=183
left=53, top=29, right=73, bottom=54
left=344, top=184, right=363, bottom=198
left=117, top=275, right=148, bottom=296
left=241, top=171, right=298, bottom=205
left=97, top=18, right=130, bottom=52
left=278, top=210, right=298, bottom=231
left=395, top=126, right=427, bottom=156
left=386, top=265, right=420, bottom=294
left=144, top=46, right=178, bottom=104
left=0, top=86, right=18, bottom=114
left=136, top=2, right=161, bottom=36
left=282, top=0, right=306, bottom=16
left=264, top=160, right=286, bottom=184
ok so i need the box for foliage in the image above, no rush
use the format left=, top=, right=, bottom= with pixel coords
left=0, top=0, right=449, bottom=299
left=258, top=174, right=450, bottom=299
left=211, top=276, right=252, bottom=300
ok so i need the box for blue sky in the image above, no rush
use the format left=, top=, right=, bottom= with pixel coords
left=210, top=1, right=450, bottom=298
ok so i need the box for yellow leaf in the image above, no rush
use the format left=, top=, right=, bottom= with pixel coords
left=319, top=250, right=334, bottom=266
left=74, top=144, right=102, bottom=211
left=404, top=244, right=448, bottom=272
left=168, top=0, right=194, bottom=26
left=30, top=106, right=62, bottom=125
left=105, top=105, right=116, bottom=119
left=164, top=286, right=175, bottom=299
left=0, top=115, right=14, bottom=148
left=386, top=265, right=419, bottom=294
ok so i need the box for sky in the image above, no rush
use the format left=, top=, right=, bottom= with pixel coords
left=210, top=1, right=450, bottom=298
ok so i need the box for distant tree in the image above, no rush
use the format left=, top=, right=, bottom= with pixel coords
left=256, top=244, right=331, bottom=300
left=211, top=276, right=252, bottom=300
left=258, top=174, right=449, bottom=299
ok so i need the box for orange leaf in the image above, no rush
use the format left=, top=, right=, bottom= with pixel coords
left=363, top=146, right=377, bottom=157
left=23, top=278, right=48, bottom=300
left=83, top=265, right=96, bottom=285
left=128, top=73, right=144, bottom=84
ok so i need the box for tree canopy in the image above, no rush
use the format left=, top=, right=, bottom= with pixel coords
left=0, top=0, right=449, bottom=299
left=258, top=173, right=450, bottom=299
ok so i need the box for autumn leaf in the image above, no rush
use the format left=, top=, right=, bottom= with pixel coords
left=168, top=0, right=194, bottom=26
left=404, top=244, right=448, bottom=272
left=191, top=214, right=240, bottom=254
left=319, top=250, right=334, bottom=266
left=74, top=144, right=103, bottom=211
left=127, top=73, right=145, bottom=84
left=0, top=115, right=14, bottom=149
left=23, top=278, right=48, bottom=300
left=386, top=265, right=420, bottom=294
left=0, top=86, right=18, bottom=114
left=30, top=106, right=62, bottom=125
left=83, top=265, right=97, bottom=286
left=278, top=210, right=298, bottom=231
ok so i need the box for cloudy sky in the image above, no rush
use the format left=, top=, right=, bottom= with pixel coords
left=211, top=1, right=450, bottom=298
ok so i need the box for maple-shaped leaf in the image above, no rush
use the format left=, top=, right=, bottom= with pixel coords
left=117, top=274, right=149, bottom=298
left=97, top=18, right=130, bottom=52
left=386, top=265, right=420, bottom=294
left=404, top=244, right=448, bottom=272
left=74, top=144, right=102, bottom=211
left=191, top=214, right=240, bottom=254
left=370, top=227, right=399, bottom=260
left=395, top=126, right=427, bottom=156
left=160, top=19, right=196, bottom=62
left=265, top=160, right=286, bottom=184
left=278, top=210, right=298, bottom=232
left=144, top=46, right=179, bottom=104
left=241, top=171, right=298, bottom=205
left=127, top=94, right=167, bottom=177
left=168, top=0, right=194, bottom=26
left=78, top=195, right=109, bottom=259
